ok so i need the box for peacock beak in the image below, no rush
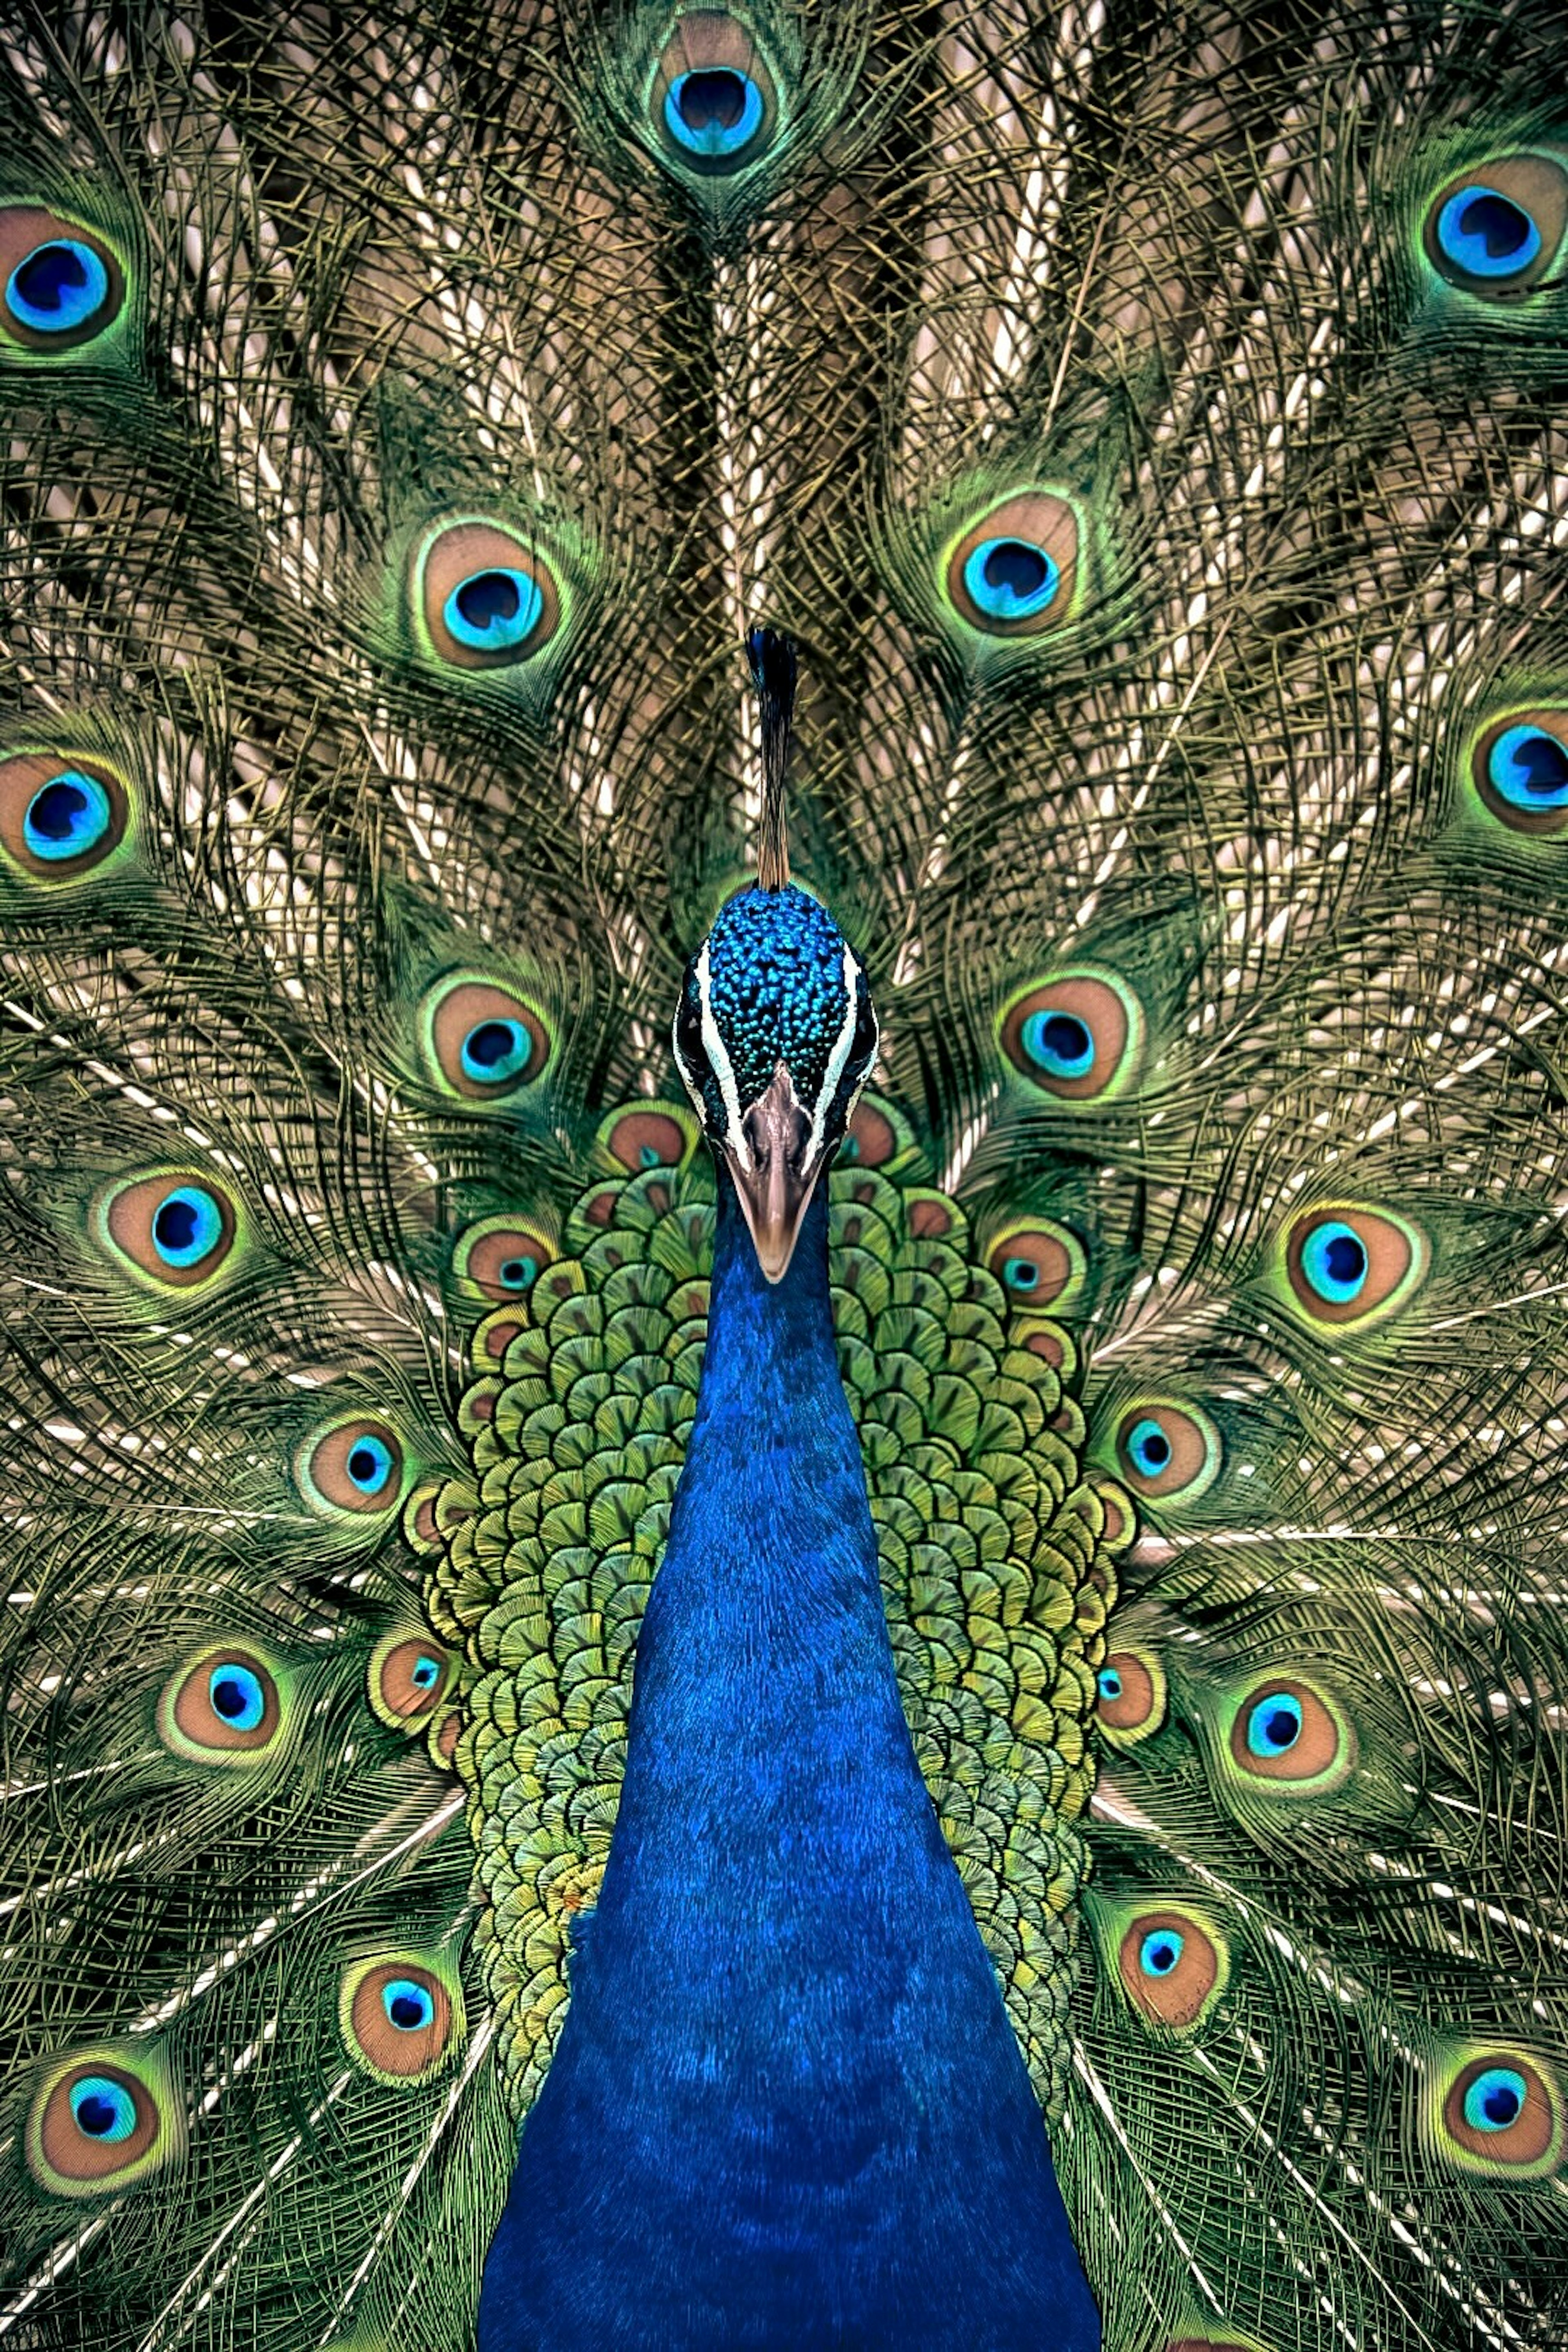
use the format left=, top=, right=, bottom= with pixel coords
left=723, top=1062, right=827, bottom=1285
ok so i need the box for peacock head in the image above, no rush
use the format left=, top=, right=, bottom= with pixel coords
left=673, top=629, right=879, bottom=1281
left=673, top=882, right=879, bottom=1282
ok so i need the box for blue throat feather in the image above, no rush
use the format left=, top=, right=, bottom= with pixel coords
left=479, top=1170, right=1100, bottom=2350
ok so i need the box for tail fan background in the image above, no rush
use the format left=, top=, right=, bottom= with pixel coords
left=0, top=3, right=1565, bottom=2346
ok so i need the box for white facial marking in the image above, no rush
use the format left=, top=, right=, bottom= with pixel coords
left=695, top=938, right=752, bottom=1171
left=807, top=946, right=866, bottom=1170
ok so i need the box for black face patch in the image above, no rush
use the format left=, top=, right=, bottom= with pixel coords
left=674, top=959, right=726, bottom=1131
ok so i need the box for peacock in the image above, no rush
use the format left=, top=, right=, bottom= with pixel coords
left=0, top=0, right=1565, bottom=2345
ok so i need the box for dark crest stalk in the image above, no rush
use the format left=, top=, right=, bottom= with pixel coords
left=747, top=625, right=797, bottom=893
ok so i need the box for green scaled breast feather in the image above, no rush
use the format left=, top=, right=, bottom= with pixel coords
left=433, top=1095, right=1121, bottom=2120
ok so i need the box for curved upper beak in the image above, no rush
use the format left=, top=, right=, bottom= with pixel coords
left=721, top=1062, right=829, bottom=1284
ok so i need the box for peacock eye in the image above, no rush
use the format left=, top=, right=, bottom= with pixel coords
left=0, top=209, right=124, bottom=351
left=1471, top=711, right=1568, bottom=834
left=964, top=539, right=1059, bottom=623
left=11, top=239, right=107, bottom=330
left=1094, top=1645, right=1167, bottom=1744
left=1225, top=1675, right=1353, bottom=1791
left=1114, top=1906, right=1227, bottom=2030
left=650, top=13, right=778, bottom=176
left=422, top=978, right=550, bottom=1101
left=340, top=1956, right=461, bottom=2083
left=1125, top=1419, right=1168, bottom=1476
left=99, top=1173, right=239, bottom=1290
left=1114, top=1401, right=1221, bottom=1504
left=1433, top=2047, right=1564, bottom=2177
left=1465, top=2066, right=1526, bottom=2131
left=0, top=753, right=129, bottom=881
left=452, top=1214, right=557, bottom=1303
left=299, top=1417, right=405, bottom=1515
left=383, top=1976, right=436, bottom=2030
left=349, top=1434, right=394, bottom=1492
left=1425, top=156, right=1568, bottom=296
left=370, top=1630, right=455, bottom=1729
left=1138, top=1926, right=1183, bottom=1976
left=1283, top=1205, right=1425, bottom=1327
left=605, top=1109, right=690, bottom=1172
left=152, top=1189, right=222, bottom=1266
left=1245, top=1690, right=1301, bottom=1756
left=72, top=2073, right=138, bottom=2140
left=999, top=970, right=1143, bottom=1102
left=27, top=2052, right=177, bottom=2194
left=986, top=1219, right=1088, bottom=1313
left=445, top=568, right=540, bottom=653
left=462, top=1019, right=532, bottom=1084
left=158, top=1646, right=285, bottom=1761
left=665, top=67, right=765, bottom=158
left=207, top=1663, right=266, bottom=1730
left=944, top=493, right=1079, bottom=637
left=414, top=521, right=561, bottom=670
left=1022, top=1008, right=1091, bottom=1076
left=28, top=769, right=109, bottom=854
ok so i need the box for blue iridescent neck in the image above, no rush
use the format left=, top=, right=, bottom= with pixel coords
left=479, top=1172, right=1100, bottom=2352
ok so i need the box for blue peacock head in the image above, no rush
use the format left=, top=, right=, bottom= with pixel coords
left=671, top=632, right=879, bottom=1282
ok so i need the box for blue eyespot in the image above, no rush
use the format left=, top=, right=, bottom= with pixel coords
left=1001, top=1256, right=1040, bottom=1292
left=1436, top=188, right=1541, bottom=282
left=1018, top=1008, right=1094, bottom=1081
left=7, top=239, right=109, bottom=336
left=410, top=1654, right=442, bottom=1692
left=382, top=1977, right=436, bottom=2032
left=69, top=2074, right=137, bottom=2142
left=1124, top=1417, right=1172, bottom=1479
left=1285, top=1207, right=1420, bottom=1327
left=151, top=1185, right=225, bottom=1270
left=664, top=69, right=765, bottom=158
left=208, top=1664, right=266, bottom=1731
left=495, top=1252, right=539, bottom=1292
left=343, top=1958, right=457, bottom=2077
left=1245, top=1691, right=1303, bottom=1758
left=22, top=770, right=112, bottom=861
left=1298, top=1219, right=1367, bottom=1305
left=1096, top=1666, right=1123, bottom=1703
left=426, top=980, right=548, bottom=1100
left=1487, top=724, right=1568, bottom=811
left=345, top=1434, right=395, bottom=1497
left=1138, top=1928, right=1184, bottom=1978
left=960, top=537, right=1060, bottom=625
left=460, top=1018, right=534, bottom=1086
left=1463, top=2066, right=1528, bottom=2133
left=442, top=567, right=542, bottom=655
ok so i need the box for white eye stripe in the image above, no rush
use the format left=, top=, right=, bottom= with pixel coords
left=695, top=939, right=751, bottom=1171
left=807, top=946, right=868, bottom=1169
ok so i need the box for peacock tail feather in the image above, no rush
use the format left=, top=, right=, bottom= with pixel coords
left=0, top=0, right=1564, bottom=2345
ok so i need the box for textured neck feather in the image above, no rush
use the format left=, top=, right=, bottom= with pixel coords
left=479, top=1172, right=1100, bottom=2352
